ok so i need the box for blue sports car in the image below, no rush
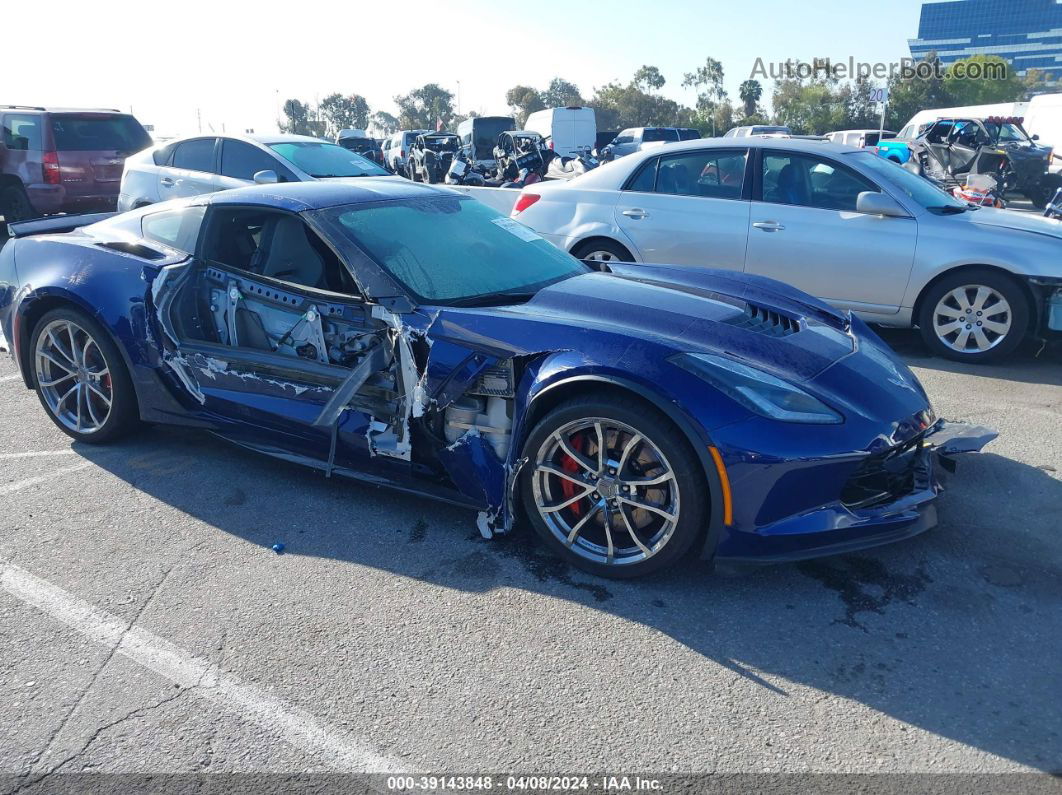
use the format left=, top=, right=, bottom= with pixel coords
left=0, top=180, right=993, bottom=578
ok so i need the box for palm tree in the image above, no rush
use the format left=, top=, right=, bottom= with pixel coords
left=739, top=80, right=762, bottom=118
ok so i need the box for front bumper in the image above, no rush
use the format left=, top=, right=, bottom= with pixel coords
left=713, top=420, right=997, bottom=564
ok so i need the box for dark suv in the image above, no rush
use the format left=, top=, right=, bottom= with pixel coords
left=1, top=106, right=152, bottom=222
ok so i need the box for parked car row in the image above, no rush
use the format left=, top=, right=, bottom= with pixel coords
left=511, top=136, right=1062, bottom=363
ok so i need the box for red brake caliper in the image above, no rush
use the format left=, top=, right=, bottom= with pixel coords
left=559, top=431, right=585, bottom=517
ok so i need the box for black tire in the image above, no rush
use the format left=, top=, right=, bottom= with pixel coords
left=0, top=183, right=34, bottom=223
left=916, top=268, right=1029, bottom=363
left=570, top=238, right=634, bottom=264
left=1027, top=174, right=1062, bottom=210
left=30, top=307, right=140, bottom=443
left=519, top=392, right=709, bottom=579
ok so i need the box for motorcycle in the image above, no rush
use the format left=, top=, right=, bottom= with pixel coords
left=493, top=131, right=548, bottom=183
left=544, top=147, right=599, bottom=181
left=444, top=151, right=486, bottom=186
left=1045, top=186, right=1062, bottom=220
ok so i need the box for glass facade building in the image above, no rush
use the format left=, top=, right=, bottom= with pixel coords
left=908, top=0, right=1062, bottom=82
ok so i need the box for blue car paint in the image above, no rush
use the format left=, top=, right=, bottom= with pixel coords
left=876, top=139, right=912, bottom=164
left=0, top=183, right=990, bottom=565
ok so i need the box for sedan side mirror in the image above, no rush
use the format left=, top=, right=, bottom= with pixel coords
left=253, top=169, right=278, bottom=185
left=1032, top=134, right=1040, bottom=141
left=856, top=191, right=907, bottom=217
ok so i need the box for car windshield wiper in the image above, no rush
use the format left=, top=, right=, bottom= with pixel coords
left=445, top=291, right=539, bottom=308
left=311, top=173, right=375, bottom=178
left=928, top=204, right=968, bottom=214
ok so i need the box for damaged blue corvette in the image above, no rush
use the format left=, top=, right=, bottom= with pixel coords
left=0, top=180, right=994, bottom=578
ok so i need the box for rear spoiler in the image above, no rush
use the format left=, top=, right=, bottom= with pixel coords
left=7, top=211, right=116, bottom=239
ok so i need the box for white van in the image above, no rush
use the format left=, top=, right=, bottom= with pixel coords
left=1024, top=93, right=1062, bottom=174
left=524, top=107, right=596, bottom=158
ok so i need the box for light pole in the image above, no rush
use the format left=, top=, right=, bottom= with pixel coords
left=456, top=80, right=461, bottom=117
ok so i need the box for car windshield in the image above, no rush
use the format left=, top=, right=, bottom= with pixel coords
left=268, top=141, right=388, bottom=178
left=847, top=151, right=968, bottom=213
left=983, top=122, right=1029, bottom=143
left=643, top=128, right=679, bottom=142
left=322, top=196, right=587, bottom=304
left=50, top=114, right=152, bottom=153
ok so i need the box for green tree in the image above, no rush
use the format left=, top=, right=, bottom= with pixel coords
left=683, top=57, right=728, bottom=134
left=944, top=55, right=1029, bottom=105
left=280, top=99, right=313, bottom=136
left=771, top=78, right=847, bottom=134
left=590, top=81, right=687, bottom=130
left=541, top=77, right=584, bottom=107
left=505, top=85, right=546, bottom=126
left=738, top=79, right=762, bottom=117
left=371, top=111, right=399, bottom=135
left=712, top=103, right=736, bottom=134
left=394, top=83, right=455, bottom=130
left=884, top=52, right=950, bottom=130
left=632, top=66, right=666, bottom=93
left=319, top=93, right=371, bottom=138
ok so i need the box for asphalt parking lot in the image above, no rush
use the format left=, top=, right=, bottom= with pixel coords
left=0, top=326, right=1059, bottom=787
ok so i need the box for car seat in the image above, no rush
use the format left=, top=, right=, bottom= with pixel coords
left=253, top=217, right=325, bottom=288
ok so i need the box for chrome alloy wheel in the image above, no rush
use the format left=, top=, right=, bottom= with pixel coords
left=582, top=250, right=619, bottom=263
left=34, top=319, right=113, bottom=434
left=932, top=285, right=1013, bottom=354
left=531, top=417, right=680, bottom=567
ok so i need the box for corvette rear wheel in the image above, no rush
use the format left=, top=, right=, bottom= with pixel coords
left=520, top=393, right=707, bottom=579
left=917, top=269, right=1028, bottom=363
left=32, top=308, right=139, bottom=443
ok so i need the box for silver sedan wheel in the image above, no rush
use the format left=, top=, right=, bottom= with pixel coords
left=932, top=285, right=1013, bottom=354
left=582, top=250, right=620, bottom=263
left=531, top=417, right=680, bottom=567
left=34, top=319, right=113, bottom=434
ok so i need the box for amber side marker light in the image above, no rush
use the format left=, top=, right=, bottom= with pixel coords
left=708, top=446, right=734, bottom=526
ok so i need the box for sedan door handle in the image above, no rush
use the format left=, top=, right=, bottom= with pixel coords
left=622, top=209, right=649, bottom=219
left=752, top=221, right=785, bottom=232
left=160, top=177, right=175, bottom=187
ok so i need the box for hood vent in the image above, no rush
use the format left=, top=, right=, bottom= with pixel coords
left=724, top=303, right=801, bottom=337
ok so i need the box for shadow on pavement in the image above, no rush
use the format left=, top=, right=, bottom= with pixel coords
left=68, top=417, right=1062, bottom=771
left=873, top=327, right=1062, bottom=386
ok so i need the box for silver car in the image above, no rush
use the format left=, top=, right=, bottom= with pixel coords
left=512, top=137, right=1062, bottom=362
left=118, top=133, right=389, bottom=211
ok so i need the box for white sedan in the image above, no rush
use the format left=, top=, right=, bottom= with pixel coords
left=512, top=137, right=1062, bottom=363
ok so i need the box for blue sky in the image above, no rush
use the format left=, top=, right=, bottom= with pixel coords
left=7, top=0, right=931, bottom=136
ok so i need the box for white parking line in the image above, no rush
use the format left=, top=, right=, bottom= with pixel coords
left=0, top=450, right=77, bottom=460
left=0, top=462, right=93, bottom=497
left=0, top=559, right=407, bottom=773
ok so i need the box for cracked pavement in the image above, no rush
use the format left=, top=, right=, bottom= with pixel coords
left=0, top=330, right=1060, bottom=782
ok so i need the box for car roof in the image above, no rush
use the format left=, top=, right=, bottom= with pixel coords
left=1, top=105, right=126, bottom=114
left=207, top=177, right=455, bottom=211
left=643, top=136, right=848, bottom=155
left=154, top=132, right=328, bottom=147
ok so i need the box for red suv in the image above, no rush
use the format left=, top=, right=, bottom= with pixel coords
left=1, top=106, right=152, bottom=222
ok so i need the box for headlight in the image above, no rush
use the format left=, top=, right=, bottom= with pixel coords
left=670, top=353, right=842, bottom=424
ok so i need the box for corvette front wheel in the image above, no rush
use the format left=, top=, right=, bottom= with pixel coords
left=520, top=393, right=708, bottom=579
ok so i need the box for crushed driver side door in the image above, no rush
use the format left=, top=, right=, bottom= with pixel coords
left=152, top=203, right=412, bottom=479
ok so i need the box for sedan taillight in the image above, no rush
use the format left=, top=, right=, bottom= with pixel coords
left=512, top=193, right=540, bottom=214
